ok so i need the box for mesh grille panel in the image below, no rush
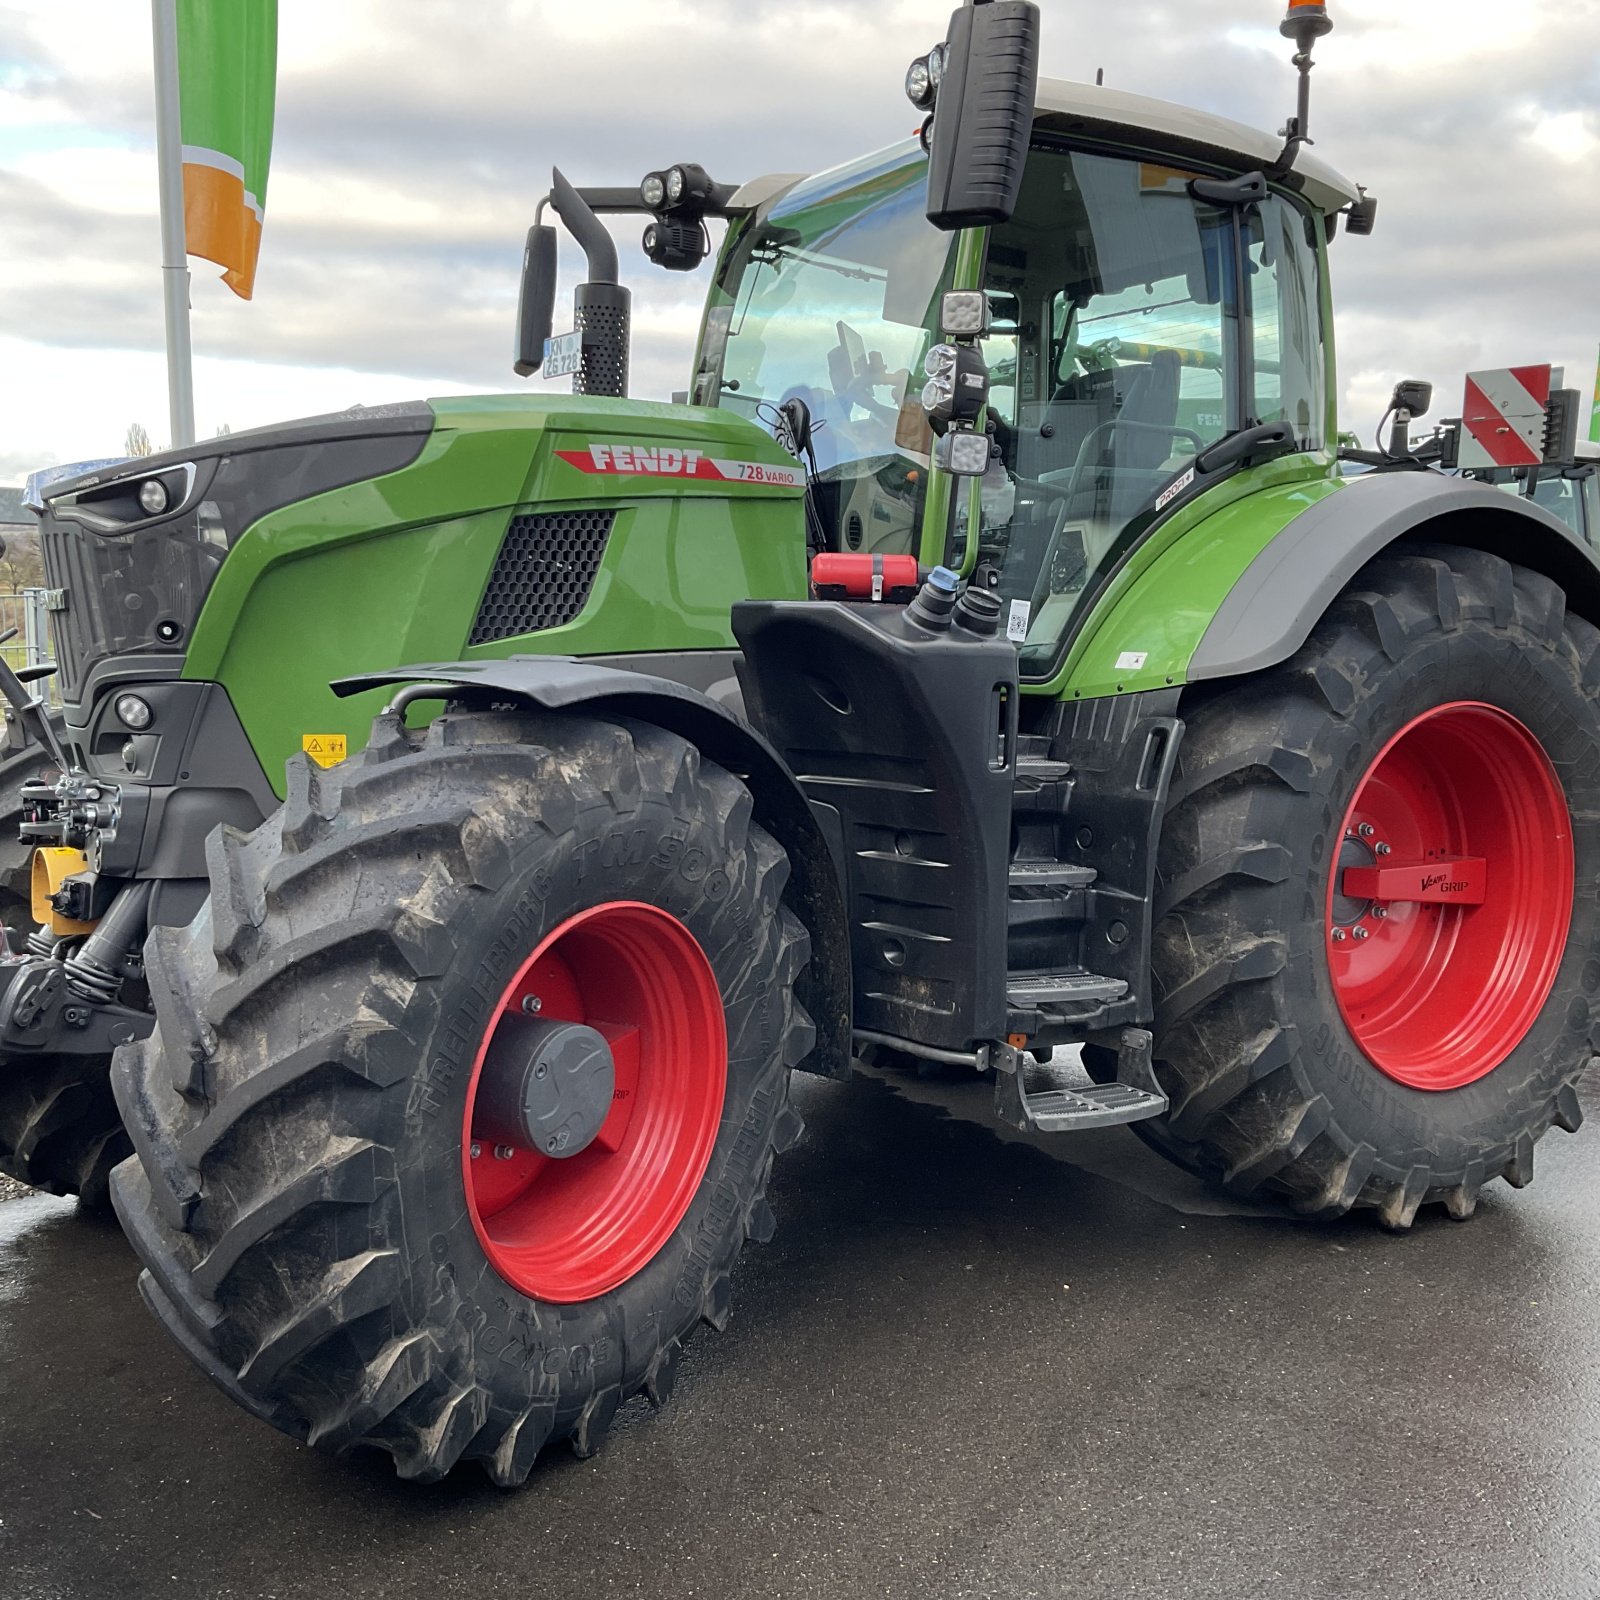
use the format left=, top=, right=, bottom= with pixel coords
left=468, top=509, right=614, bottom=645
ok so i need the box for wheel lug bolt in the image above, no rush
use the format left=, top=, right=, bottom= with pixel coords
left=522, top=995, right=542, bottom=1014
left=546, top=1138, right=559, bottom=1153
left=470, top=1142, right=482, bottom=1160
left=1331, top=928, right=1348, bottom=943
left=1352, top=926, right=1370, bottom=941
left=494, top=1144, right=515, bottom=1161
left=1357, top=823, right=1375, bottom=839
left=1373, top=905, right=1388, bottom=919
left=1375, top=842, right=1391, bottom=857
left=535, top=1064, right=548, bottom=1079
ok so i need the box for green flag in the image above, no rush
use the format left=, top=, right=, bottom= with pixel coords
left=1591, top=344, right=1599, bottom=445
left=178, top=0, right=277, bottom=299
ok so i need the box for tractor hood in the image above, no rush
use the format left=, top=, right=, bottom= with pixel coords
left=34, top=394, right=806, bottom=713
left=37, top=391, right=808, bottom=795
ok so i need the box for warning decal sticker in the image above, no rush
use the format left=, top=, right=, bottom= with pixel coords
left=302, top=734, right=348, bottom=769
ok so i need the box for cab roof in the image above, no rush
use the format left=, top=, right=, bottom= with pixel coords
left=734, top=78, right=1363, bottom=220
left=1035, top=77, right=1362, bottom=216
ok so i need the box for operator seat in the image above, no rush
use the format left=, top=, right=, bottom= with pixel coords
left=1108, top=348, right=1182, bottom=524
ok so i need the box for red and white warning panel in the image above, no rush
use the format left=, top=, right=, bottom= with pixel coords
left=1458, top=365, right=1553, bottom=468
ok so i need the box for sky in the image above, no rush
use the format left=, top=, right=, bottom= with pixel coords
left=0, top=0, right=1597, bottom=483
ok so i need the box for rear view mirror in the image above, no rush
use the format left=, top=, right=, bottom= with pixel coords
left=925, top=1, right=1041, bottom=231
left=513, top=224, right=558, bottom=377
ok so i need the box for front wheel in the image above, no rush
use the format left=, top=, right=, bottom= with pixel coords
left=110, top=707, right=813, bottom=1483
left=1130, top=546, right=1599, bottom=1227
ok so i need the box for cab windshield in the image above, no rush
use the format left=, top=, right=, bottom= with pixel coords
left=696, top=142, right=1328, bottom=673
left=694, top=144, right=957, bottom=558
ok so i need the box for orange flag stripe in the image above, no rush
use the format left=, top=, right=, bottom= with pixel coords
left=182, top=160, right=264, bottom=300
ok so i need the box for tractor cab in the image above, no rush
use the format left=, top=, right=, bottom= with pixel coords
left=692, top=78, right=1361, bottom=679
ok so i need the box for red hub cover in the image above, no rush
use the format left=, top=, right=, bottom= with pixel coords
left=461, top=902, right=726, bottom=1303
left=1325, top=702, right=1574, bottom=1091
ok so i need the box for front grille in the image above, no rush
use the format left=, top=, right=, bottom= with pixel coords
left=468, top=510, right=614, bottom=645
left=40, top=514, right=225, bottom=703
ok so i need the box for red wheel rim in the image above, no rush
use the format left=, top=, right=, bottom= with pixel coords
left=1325, top=701, right=1573, bottom=1091
left=461, top=902, right=726, bottom=1303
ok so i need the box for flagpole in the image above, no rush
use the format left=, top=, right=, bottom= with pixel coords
left=151, top=0, right=196, bottom=448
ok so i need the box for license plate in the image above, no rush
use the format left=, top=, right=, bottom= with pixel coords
left=543, top=331, right=583, bottom=379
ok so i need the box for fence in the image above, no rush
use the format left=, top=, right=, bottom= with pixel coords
left=0, top=589, right=60, bottom=707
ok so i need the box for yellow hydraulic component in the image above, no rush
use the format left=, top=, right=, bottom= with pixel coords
left=31, top=847, right=98, bottom=937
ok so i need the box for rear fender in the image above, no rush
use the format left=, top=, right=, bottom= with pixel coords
left=1189, top=473, right=1600, bottom=682
left=334, top=657, right=852, bottom=1078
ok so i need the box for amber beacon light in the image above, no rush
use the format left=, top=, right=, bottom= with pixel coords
left=1282, top=0, right=1334, bottom=40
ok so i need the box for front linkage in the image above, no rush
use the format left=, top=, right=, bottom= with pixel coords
left=0, top=654, right=151, bottom=1202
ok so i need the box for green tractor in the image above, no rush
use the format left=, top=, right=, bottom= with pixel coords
left=8, top=0, right=1599, bottom=1483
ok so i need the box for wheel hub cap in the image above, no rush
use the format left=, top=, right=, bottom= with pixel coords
left=475, top=1018, right=616, bottom=1160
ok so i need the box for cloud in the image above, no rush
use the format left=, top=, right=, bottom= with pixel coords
left=1, top=0, right=1597, bottom=475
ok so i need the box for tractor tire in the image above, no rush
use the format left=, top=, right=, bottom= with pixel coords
left=0, top=711, right=128, bottom=1206
left=1121, top=545, right=1600, bottom=1227
left=109, top=707, right=813, bottom=1484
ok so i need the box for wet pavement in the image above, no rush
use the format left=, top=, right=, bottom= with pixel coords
left=3, top=1060, right=1599, bottom=1600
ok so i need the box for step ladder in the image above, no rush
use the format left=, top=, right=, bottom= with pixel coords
left=992, top=1027, right=1168, bottom=1135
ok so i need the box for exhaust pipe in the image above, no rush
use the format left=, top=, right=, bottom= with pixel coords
left=550, top=167, right=631, bottom=399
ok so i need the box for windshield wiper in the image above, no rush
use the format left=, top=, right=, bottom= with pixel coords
left=1195, top=421, right=1296, bottom=476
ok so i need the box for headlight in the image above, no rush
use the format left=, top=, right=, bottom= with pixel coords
left=138, top=479, right=169, bottom=516
left=905, top=57, right=935, bottom=110
left=114, top=694, right=153, bottom=731
left=920, top=343, right=990, bottom=427
left=928, top=43, right=948, bottom=88
left=640, top=172, right=667, bottom=210
left=666, top=166, right=687, bottom=205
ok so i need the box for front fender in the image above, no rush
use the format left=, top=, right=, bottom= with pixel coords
left=334, top=656, right=852, bottom=1079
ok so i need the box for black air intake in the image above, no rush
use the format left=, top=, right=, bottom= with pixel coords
left=468, top=509, right=615, bottom=644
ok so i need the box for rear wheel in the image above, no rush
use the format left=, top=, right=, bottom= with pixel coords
left=1128, top=546, right=1600, bottom=1226
left=0, top=712, right=128, bottom=1205
left=110, top=707, right=813, bottom=1482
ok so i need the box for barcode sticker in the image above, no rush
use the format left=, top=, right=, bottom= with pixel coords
left=1007, top=600, right=1031, bottom=642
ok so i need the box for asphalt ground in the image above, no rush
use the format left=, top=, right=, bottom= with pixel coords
left=3, top=1058, right=1598, bottom=1600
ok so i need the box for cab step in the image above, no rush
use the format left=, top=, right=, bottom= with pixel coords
left=1007, top=861, right=1097, bottom=891
left=1006, top=970, right=1128, bottom=1007
left=993, top=1026, right=1168, bottom=1135
left=1013, top=755, right=1074, bottom=786
left=1007, top=1078, right=1168, bottom=1133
